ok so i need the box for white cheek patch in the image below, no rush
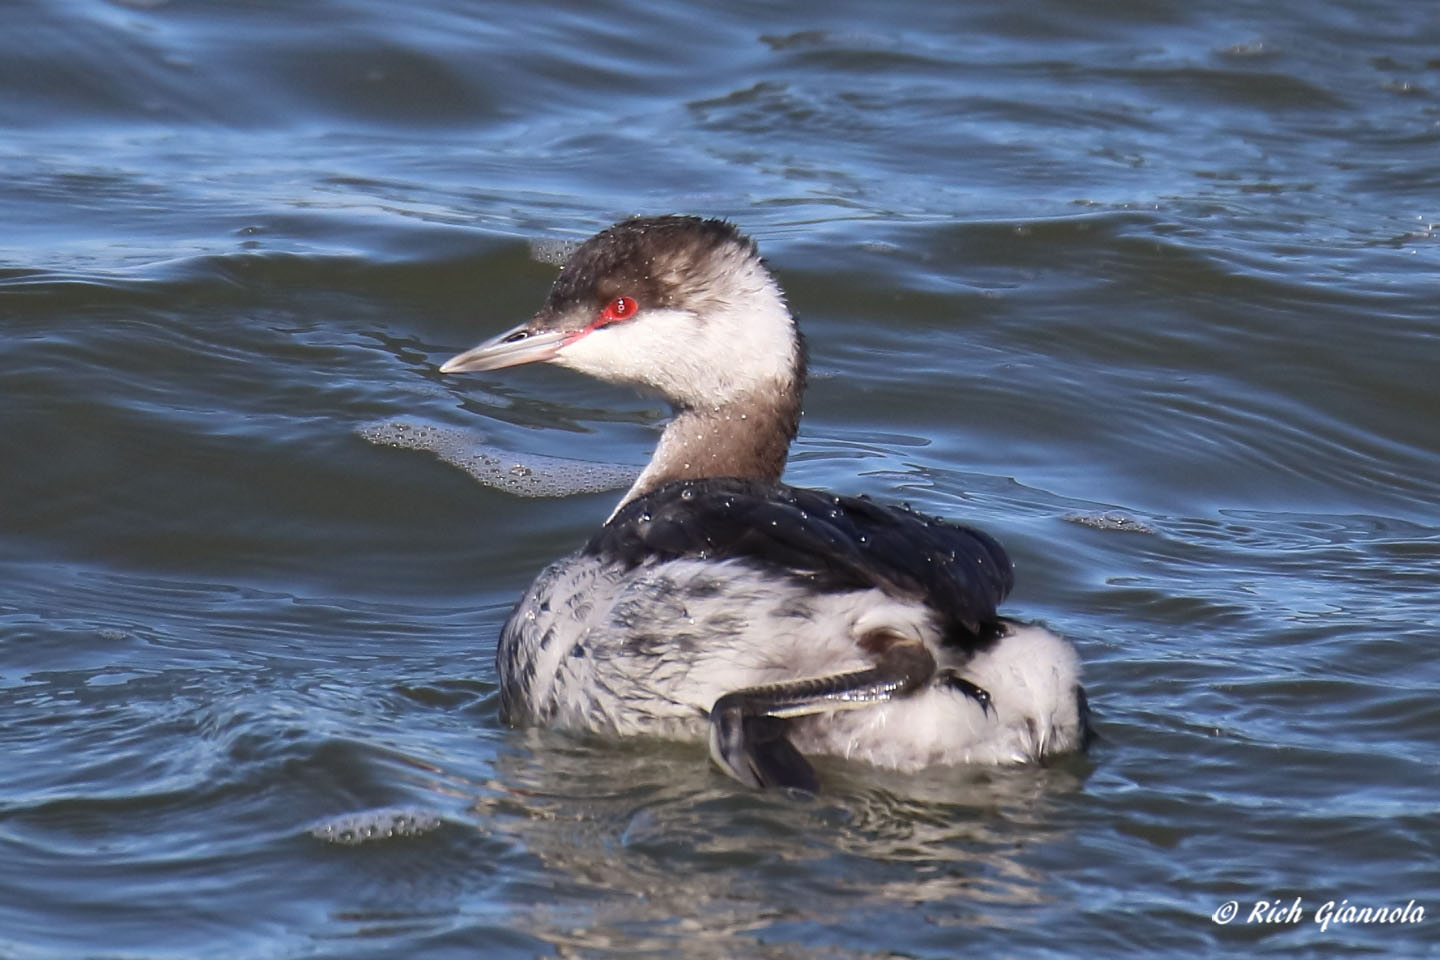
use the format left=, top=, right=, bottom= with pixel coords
left=554, top=291, right=797, bottom=408
left=556, top=308, right=709, bottom=399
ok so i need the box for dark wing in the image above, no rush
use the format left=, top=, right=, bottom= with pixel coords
left=584, top=477, right=1014, bottom=647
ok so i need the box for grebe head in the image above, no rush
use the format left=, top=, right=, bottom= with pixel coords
left=440, top=216, right=803, bottom=412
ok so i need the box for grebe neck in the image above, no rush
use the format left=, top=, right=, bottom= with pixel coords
left=616, top=380, right=803, bottom=514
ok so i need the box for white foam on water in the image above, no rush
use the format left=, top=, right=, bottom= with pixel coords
left=1061, top=511, right=1155, bottom=534
left=309, top=807, right=444, bottom=846
left=358, top=418, right=636, bottom=498
left=529, top=237, right=581, bottom=266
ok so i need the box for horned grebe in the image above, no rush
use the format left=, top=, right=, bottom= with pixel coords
left=440, top=216, right=1089, bottom=791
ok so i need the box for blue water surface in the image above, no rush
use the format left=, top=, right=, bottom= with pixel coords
left=1, top=1, right=1437, bottom=957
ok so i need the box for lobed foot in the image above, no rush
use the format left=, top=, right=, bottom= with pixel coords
left=707, top=633, right=939, bottom=791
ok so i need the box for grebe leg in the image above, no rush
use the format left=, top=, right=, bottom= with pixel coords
left=707, top=634, right=947, bottom=791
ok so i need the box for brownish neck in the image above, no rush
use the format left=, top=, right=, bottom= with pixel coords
left=617, top=384, right=801, bottom=510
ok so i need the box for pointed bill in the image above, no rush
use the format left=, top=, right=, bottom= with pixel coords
left=439, top=322, right=569, bottom=374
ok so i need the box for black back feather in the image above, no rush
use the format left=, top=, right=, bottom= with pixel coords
left=584, top=477, right=1015, bottom=649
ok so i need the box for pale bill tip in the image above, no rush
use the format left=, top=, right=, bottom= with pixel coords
left=438, top=327, right=568, bottom=374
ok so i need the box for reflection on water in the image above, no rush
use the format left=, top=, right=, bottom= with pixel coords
left=314, top=732, right=1093, bottom=956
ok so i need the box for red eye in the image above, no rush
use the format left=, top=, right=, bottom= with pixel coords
left=600, top=295, right=637, bottom=324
